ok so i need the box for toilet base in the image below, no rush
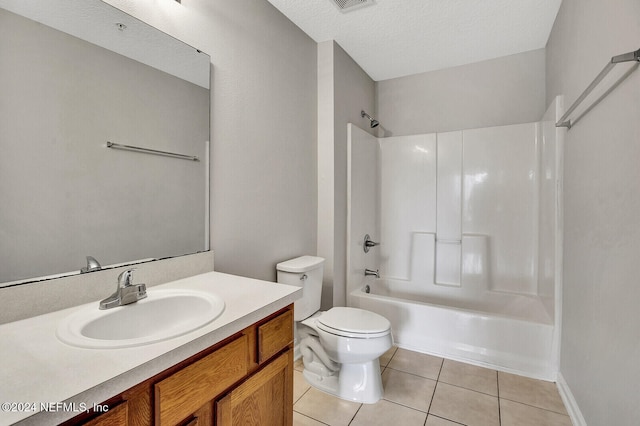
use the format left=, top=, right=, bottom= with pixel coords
left=302, top=359, right=384, bottom=404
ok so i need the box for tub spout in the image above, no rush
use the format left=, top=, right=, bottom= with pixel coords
left=365, top=268, right=380, bottom=278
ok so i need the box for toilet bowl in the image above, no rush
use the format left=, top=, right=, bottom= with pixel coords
left=276, top=256, right=392, bottom=403
left=299, top=307, right=392, bottom=403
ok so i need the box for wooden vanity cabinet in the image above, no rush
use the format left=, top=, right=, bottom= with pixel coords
left=65, top=305, right=294, bottom=426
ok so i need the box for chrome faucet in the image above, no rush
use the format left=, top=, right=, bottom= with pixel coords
left=364, top=268, right=380, bottom=278
left=99, top=269, right=147, bottom=310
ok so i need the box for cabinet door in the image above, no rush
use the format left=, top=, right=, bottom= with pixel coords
left=216, top=350, right=293, bottom=426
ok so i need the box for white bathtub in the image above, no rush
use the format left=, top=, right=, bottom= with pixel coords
left=349, top=278, right=558, bottom=380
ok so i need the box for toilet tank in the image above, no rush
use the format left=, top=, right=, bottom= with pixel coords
left=276, top=256, right=324, bottom=321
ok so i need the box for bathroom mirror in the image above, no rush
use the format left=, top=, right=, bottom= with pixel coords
left=0, top=0, right=211, bottom=287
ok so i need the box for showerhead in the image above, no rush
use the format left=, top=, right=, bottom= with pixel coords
left=361, top=110, right=380, bottom=128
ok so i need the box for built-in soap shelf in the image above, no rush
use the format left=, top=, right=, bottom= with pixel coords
left=408, top=232, right=490, bottom=289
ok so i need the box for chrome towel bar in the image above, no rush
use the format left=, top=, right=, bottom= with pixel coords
left=106, top=141, right=200, bottom=161
left=556, top=48, right=639, bottom=129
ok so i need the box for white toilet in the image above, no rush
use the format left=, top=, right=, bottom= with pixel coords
left=277, top=255, right=392, bottom=403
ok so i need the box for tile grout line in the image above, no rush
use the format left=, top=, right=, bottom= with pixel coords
left=428, top=414, right=466, bottom=425
left=347, top=403, right=364, bottom=426
left=435, top=378, right=500, bottom=398
left=380, top=397, right=430, bottom=415
left=386, top=349, right=433, bottom=423
left=424, top=357, right=445, bottom=419
left=436, top=357, right=444, bottom=381
left=432, top=360, right=503, bottom=426
left=384, top=365, right=440, bottom=382
left=295, top=411, right=330, bottom=426
left=433, top=380, right=502, bottom=400
left=497, top=370, right=570, bottom=418
left=498, top=396, right=571, bottom=417
left=293, top=384, right=312, bottom=405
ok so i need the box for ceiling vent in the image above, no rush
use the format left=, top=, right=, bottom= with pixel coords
left=330, top=0, right=375, bottom=13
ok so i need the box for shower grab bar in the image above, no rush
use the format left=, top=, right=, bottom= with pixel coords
left=556, top=48, right=639, bottom=129
left=106, top=141, right=200, bottom=161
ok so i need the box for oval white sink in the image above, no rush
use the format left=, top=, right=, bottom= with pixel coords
left=56, top=288, right=224, bottom=349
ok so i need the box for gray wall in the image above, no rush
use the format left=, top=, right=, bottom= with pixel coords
left=317, top=41, right=376, bottom=309
left=105, top=0, right=319, bottom=282
left=546, top=0, right=640, bottom=424
left=376, top=49, right=547, bottom=136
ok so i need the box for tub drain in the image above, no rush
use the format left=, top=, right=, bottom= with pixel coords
left=364, top=285, right=370, bottom=293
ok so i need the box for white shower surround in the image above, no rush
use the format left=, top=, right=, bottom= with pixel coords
left=346, top=97, right=564, bottom=379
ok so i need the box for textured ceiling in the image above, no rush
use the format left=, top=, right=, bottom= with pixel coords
left=266, top=0, right=562, bottom=81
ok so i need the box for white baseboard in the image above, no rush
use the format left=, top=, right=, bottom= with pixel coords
left=557, top=372, right=587, bottom=426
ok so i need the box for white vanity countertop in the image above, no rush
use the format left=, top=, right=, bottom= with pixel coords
left=0, top=271, right=301, bottom=426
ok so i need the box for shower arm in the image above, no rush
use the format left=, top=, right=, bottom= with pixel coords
left=361, top=110, right=380, bottom=128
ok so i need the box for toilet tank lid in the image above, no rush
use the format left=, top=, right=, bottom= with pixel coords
left=276, top=255, right=325, bottom=273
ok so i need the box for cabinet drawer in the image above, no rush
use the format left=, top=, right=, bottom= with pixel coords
left=154, top=334, right=248, bottom=426
left=258, top=309, right=293, bottom=364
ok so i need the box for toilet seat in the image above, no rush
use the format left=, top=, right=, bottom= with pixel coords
left=316, top=307, right=391, bottom=339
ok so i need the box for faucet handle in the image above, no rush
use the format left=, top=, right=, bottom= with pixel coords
left=118, top=269, right=136, bottom=288
left=363, top=234, right=380, bottom=253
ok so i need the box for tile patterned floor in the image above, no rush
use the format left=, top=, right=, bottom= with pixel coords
left=293, top=347, right=572, bottom=426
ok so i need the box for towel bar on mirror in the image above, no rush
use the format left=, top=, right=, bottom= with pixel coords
left=106, top=141, right=200, bottom=161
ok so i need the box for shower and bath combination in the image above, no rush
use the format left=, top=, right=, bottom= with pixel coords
left=347, top=102, right=564, bottom=379
left=361, top=110, right=380, bottom=128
